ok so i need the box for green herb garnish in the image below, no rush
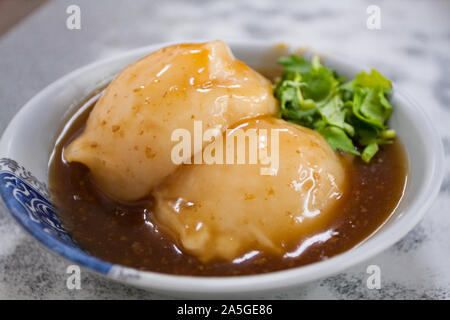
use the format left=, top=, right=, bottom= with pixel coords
left=274, top=55, right=395, bottom=162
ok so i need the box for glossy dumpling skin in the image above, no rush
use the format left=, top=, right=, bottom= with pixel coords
left=153, top=118, right=348, bottom=262
left=64, top=41, right=277, bottom=201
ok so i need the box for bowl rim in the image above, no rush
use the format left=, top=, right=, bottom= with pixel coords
left=0, top=40, right=444, bottom=295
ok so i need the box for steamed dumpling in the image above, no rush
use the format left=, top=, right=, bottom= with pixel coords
left=153, top=118, right=347, bottom=262
left=64, top=41, right=277, bottom=201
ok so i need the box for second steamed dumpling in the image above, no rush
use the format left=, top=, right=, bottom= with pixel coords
left=153, top=118, right=348, bottom=262
left=64, top=41, right=277, bottom=201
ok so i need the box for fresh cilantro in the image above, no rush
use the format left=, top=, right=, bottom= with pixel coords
left=274, top=54, right=395, bottom=162
left=354, top=69, right=392, bottom=90
left=278, top=55, right=312, bottom=74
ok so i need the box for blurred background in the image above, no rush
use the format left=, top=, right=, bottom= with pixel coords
left=0, top=0, right=449, bottom=299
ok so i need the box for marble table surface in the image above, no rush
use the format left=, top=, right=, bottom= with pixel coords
left=0, top=0, right=449, bottom=299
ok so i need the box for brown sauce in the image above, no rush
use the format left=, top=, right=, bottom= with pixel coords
left=49, top=89, right=408, bottom=276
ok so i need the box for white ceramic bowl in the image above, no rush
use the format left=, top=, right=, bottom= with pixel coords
left=0, top=41, right=444, bottom=298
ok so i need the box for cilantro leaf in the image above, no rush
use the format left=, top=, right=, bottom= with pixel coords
left=319, top=95, right=346, bottom=128
left=301, top=67, right=338, bottom=102
left=274, top=54, right=395, bottom=162
left=352, top=87, right=392, bottom=129
left=278, top=55, right=312, bottom=74
left=361, top=142, right=379, bottom=163
left=354, top=69, right=392, bottom=90
left=317, top=125, right=360, bottom=156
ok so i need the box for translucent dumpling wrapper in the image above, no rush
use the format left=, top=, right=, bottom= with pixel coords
left=153, top=118, right=348, bottom=262
left=64, top=41, right=277, bottom=201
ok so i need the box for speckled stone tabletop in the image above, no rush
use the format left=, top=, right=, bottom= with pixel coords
left=0, top=0, right=449, bottom=299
